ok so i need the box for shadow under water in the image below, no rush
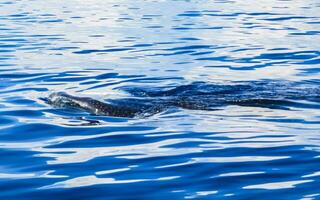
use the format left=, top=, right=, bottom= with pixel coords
left=48, top=80, right=320, bottom=118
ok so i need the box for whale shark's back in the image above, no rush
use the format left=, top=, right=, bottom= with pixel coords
left=48, top=81, right=320, bottom=118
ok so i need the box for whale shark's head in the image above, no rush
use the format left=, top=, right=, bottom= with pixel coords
left=48, top=92, right=77, bottom=108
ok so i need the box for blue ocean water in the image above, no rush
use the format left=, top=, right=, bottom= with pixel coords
left=0, top=0, right=320, bottom=199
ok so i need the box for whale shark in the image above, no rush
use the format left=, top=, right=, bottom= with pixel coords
left=48, top=81, right=320, bottom=118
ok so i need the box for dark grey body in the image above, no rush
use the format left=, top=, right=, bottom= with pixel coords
left=48, top=81, right=320, bottom=118
left=48, top=92, right=142, bottom=118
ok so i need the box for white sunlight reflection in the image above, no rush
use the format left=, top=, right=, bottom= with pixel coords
left=41, top=175, right=179, bottom=189
left=243, top=180, right=313, bottom=190
left=157, top=156, right=289, bottom=169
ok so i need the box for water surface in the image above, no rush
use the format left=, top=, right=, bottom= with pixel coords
left=0, top=0, right=320, bottom=199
